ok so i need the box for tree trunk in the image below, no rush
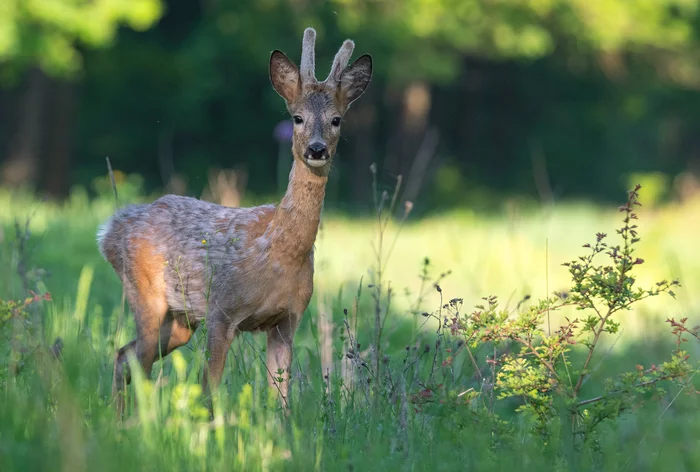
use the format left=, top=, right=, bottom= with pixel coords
left=43, top=79, right=77, bottom=197
left=1, top=68, right=48, bottom=188
left=385, top=81, right=432, bottom=181
left=349, top=99, right=377, bottom=203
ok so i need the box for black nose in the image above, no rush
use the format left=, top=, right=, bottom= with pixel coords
left=307, top=142, right=327, bottom=159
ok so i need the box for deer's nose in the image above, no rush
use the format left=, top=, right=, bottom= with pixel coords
left=306, top=142, right=327, bottom=159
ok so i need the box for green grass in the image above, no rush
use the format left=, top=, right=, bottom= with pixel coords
left=1, top=185, right=700, bottom=471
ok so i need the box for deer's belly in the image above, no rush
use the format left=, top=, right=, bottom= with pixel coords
left=235, top=275, right=313, bottom=332
left=237, top=311, right=289, bottom=332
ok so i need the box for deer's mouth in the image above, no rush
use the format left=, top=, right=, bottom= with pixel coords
left=305, top=155, right=329, bottom=168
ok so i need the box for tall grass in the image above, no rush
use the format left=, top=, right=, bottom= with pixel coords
left=1, top=184, right=700, bottom=471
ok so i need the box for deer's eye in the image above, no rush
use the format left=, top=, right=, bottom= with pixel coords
left=331, top=117, right=341, bottom=127
left=293, top=115, right=304, bottom=124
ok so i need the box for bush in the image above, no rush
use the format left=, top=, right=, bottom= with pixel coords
left=344, top=183, right=695, bottom=452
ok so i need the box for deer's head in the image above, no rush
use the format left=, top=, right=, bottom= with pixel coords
left=270, top=28, right=372, bottom=175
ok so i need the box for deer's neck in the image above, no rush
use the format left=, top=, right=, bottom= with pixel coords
left=269, top=161, right=327, bottom=262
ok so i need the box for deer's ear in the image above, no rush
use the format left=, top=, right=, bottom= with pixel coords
left=338, top=54, right=372, bottom=108
left=270, top=50, right=301, bottom=103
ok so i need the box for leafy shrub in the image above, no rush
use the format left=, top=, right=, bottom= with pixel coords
left=347, top=183, right=696, bottom=450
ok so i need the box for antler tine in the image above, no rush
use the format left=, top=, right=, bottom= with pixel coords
left=326, top=39, right=355, bottom=85
left=300, top=27, right=317, bottom=82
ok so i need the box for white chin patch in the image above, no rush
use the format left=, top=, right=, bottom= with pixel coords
left=306, top=158, right=328, bottom=168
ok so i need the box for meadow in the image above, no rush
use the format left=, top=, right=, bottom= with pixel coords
left=1, top=177, right=700, bottom=471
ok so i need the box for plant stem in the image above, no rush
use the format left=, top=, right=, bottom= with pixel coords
left=573, top=318, right=607, bottom=396
left=576, top=375, right=673, bottom=407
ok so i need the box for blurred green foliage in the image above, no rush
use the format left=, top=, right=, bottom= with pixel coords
left=3, top=0, right=700, bottom=209
left=11, top=0, right=697, bottom=83
left=336, top=0, right=700, bottom=82
left=0, top=0, right=163, bottom=78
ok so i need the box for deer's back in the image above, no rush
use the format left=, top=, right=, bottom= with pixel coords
left=97, top=195, right=278, bottom=321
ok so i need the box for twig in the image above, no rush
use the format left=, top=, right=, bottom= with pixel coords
left=464, top=343, right=484, bottom=382
left=106, top=157, right=118, bottom=204
left=517, top=336, right=560, bottom=380
left=576, top=375, right=674, bottom=408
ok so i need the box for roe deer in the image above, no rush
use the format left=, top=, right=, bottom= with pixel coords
left=97, top=27, right=372, bottom=414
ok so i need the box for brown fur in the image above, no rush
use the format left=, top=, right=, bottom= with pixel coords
left=98, top=27, right=372, bottom=415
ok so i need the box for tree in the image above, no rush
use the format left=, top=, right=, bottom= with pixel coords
left=0, top=0, right=163, bottom=77
left=0, top=0, right=163, bottom=195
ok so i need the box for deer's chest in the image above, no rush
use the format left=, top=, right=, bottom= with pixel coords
left=235, top=253, right=314, bottom=331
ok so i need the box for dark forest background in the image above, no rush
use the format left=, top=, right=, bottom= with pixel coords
left=3, top=0, right=700, bottom=213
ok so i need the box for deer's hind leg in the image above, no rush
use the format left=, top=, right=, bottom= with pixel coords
left=112, top=239, right=194, bottom=415
left=112, top=307, right=195, bottom=415
left=111, top=277, right=165, bottom=416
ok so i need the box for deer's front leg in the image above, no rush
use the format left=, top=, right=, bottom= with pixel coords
left=203, top=313, right=236, bottom=395
left=267, top=313, right=301, bottom=408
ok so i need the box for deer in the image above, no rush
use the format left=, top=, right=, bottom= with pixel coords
left=97, top=27, right=372, bottom=414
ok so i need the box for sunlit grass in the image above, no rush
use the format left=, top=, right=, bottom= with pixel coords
left=2, top=185, right=700, bottom=347
left=2, top=185, right=700, bottom=470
